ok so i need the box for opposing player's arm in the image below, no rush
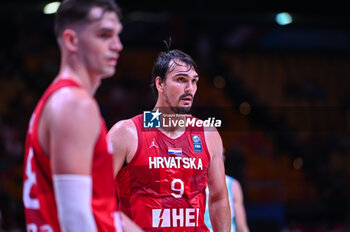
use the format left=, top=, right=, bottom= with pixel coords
left=45, top=87, right=100, bottom=231
left=107, top=119, right=138, bottom=177
left=205, top=127, right=231, bottom=232
left=120, top=211, right=144, bottom=232
left=232, top=180, right=250, bottom=232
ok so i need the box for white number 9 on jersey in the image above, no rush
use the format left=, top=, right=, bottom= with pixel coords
left=171, top=179, right=184, bottom=198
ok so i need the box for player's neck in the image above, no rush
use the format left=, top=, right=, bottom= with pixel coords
left=57, top=61, right=100, bottom=95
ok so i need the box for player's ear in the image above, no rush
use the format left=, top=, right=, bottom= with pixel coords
left=62, top=28, right=79, bottom=52
left=155, top=76, right=165, bottom=93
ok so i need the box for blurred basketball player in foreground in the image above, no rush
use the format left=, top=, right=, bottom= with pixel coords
left=23, top=0, right=142, bottom=231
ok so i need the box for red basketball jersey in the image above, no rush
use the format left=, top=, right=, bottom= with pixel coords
left=23, top=79, right=118, bottom=232
left=116, top=114, right=211, bottom=232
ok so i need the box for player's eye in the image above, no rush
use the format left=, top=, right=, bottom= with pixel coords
left=99, top=32, right=112, bottom=39
left=177, top=77, right=186, bottom=82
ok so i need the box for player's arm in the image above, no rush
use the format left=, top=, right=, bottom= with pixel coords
left=205, top=127, right=231, bottom=232
left=107, top=121, right=144, bottom=231
left=46, top=88, right=100, bottom=232
left=107, top=119, right=138, bottom=177
left=232, top=180, right=250, bottom=232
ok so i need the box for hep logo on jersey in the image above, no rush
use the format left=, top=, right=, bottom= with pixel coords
left=152, top=208, right=200, bottom=228
left=143, top=109, right=161, bottom=128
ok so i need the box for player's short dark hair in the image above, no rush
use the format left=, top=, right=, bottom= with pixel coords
left=151, top=49, right=198, bottom=97
left=54, top=0, right=121, bottom=37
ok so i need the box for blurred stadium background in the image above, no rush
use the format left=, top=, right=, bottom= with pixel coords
left=0, top=0, right=349, bottom=231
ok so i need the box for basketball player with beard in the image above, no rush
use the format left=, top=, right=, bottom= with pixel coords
left=108, top=49, right=230, bottom=231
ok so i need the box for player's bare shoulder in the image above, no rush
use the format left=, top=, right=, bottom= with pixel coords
left=203, top=125, right=223, bottom=160
left=108, top=119, right=137, bottom=142
left=45, top=86, right=101, bottom=140
left=204, top=125, right=221, bottom=143
left=108, top=118, right=138, bottom=162
left=47, top=86, right=100, bottom=120
left=39, top=85, right=100, bottom=151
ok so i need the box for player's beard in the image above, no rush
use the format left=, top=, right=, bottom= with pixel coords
left=165, top=93, right=192, bottom=114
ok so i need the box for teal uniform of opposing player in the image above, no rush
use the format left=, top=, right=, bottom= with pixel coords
left=204, top=175, right=236, bottom=232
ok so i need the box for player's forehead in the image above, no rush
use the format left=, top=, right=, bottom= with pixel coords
left=86, top=6, right=122, bottom=31
left=167, top=59, right=198, bottom=77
